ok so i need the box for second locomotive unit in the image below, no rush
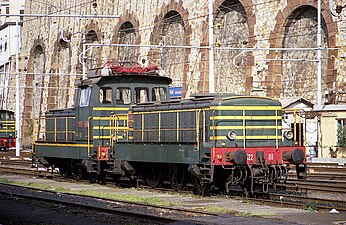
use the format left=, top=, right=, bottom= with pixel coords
left=34, top=63, right=306, bottom=194
left=0, top=109, right=16, bottom=151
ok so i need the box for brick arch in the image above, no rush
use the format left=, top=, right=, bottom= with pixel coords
left=109, top=10, right=141, bottom=61
left=266, top=1, right=338, bottom=99
left=149, top=0, right=192, bottom=97
left=199, top=0, right=256, bottom=93
left=22, top=38, right=46, bottom=146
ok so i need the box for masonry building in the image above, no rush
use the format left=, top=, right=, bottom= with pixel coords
left=2, top=0, right=345, bottom=147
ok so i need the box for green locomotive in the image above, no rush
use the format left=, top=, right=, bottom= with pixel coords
left=0, top=110, right=16, bottom=151
left=34, top=63, right=306, bottom=193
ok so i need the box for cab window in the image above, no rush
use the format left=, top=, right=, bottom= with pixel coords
left=80, top=87, right=91, bottom=107
left=116, top=87, right=131, bottom=105
left=99, top=87, right=112, bottom=104
left=134, top=87, right=149, bottom=103
left=152, top=87, right=167, bottom=101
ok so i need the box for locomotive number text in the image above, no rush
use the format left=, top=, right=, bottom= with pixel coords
left=268, top=153, right=274, bottom=160
left=247, top=154, right=254, bottom=161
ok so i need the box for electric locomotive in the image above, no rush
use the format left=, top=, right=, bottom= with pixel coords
left=0, top=109, right=15, bottom=151
left=34, top=63, right=306, bottom=194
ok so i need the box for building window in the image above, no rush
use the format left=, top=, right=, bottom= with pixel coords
left=5, top=7, right=9, bottom=17
left=337, top=119, right=346, bottom=130
left=337, top=119, right=346, bottom=147
left=20, top=9, right=24, bottom=21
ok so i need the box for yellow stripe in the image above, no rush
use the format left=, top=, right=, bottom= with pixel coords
left=93, top=116, right=129, bottom=121
left=93, top=136, right=125, bottom=139
left=93, top=117, right=112, bottom=120
left=0, top=129, right=15, bottom=132
left=222, top=96, right=275, bottom=101
left=212, top=126, right=282, bottom=130
left=93, top=107, right=129, bottom=111
left=35, top=143, right=93, bottom=147
left=93, top=136, right=112, bottom=139
left=211, top=116, right=281, bottom=120
left=210, top=136, right=282, bottom=140
left=132, top=108, right=209, bottom=114
left=93, top=126, right=128, bottom=130
left=210, top=106, right=281, bottom=110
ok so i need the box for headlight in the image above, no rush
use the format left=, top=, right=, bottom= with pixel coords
left=227, top=131, right=236, bottom=141
left=283, top=131, right=294, bottom=140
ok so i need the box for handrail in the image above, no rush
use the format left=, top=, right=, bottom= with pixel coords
left=243, top=109, right=246, bottom=149
left=88, top=116, right=91, bottom=157
left=158, top=112, right=161, bottom=142
left=176, top=112, right=179, bottom=142
left=196, top=110, right=201, bottom=151
left=293, top=110, right=297, bottom=144
left=54, top=118, right=57, bottom=142
left=66, top=117, right=68, bottom=142
left=276, top=110, right=278, bottom=150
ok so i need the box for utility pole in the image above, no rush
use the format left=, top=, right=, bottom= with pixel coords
left=208, top=0, right=215, bottom=93
left=15, top=21, right=21, bottom=156
left=317, top=0, right=322, bottom=108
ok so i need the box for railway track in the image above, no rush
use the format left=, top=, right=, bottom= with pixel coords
left=0, top=182, right=191, bottom=224
left=1, top=157, right=346, bottom=213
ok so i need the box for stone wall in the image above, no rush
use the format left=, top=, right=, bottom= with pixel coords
left=3, top=0, right=344, bottom=146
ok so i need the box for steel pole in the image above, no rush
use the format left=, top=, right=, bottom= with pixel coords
left=15, top=21, right=21, bottom=156
left=208, top=0, right=215, bottom=93
left=317, top=0, right=322, bottom=108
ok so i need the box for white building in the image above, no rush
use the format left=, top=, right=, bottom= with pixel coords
left=0, top=0, right=25, bottom=109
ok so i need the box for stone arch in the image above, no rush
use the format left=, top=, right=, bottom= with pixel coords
left=48, top=37, right=73, bottom=110
left=83, top=20, right=102, bottom=70
left=199, top=0, right=255, bottom=93
left=109, top=11, right=141, bottom=63
left=266, top=1, right=338, bottom=103
left=22, top=39, right=46, bottom=146
left=149, top=0, right=192, bottom=97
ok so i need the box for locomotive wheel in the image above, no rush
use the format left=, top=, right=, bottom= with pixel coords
left=89, top=172, right=98, bottom=183
left=169, top=164, right=185, bottom=190
left=73, top=166, right=85, bottom=181
left=59, top=167, right=69, bottom=178
left=146, top=164, right=162, bottom=188
left=191, top=176, right=207, bottom=195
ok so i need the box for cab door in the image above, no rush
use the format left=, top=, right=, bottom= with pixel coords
left=75, top=86, right=93, bottom=142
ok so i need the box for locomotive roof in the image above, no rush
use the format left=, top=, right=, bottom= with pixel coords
left=0, top=109, right=14, bottom=114
left=76, top=65, right=172, bottom=87
left=132, top=94, right=281, bottom=111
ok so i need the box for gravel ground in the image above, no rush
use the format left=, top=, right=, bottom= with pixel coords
left=0, top=182, right=298, bottom=225
left=0, top=193, right=165, bottom=225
